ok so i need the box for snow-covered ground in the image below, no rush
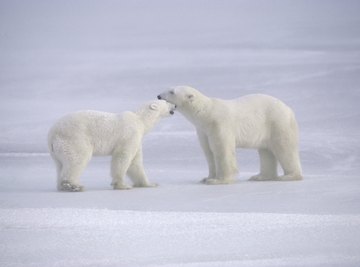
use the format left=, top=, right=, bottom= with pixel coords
left=1, top=0, right=360, bottom=266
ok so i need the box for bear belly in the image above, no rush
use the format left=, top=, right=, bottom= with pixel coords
left=235, top=129, right=269, bottom=149
left=90, top=135, right=118, bottom=156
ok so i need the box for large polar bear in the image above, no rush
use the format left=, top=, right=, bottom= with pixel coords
left=48, top=100, right=176, bottom=192
left=158, top=86, right=302, bottom=184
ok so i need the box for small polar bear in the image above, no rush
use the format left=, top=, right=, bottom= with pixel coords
left=158, top=86, right=303, bottom=184
left=48, top=100, right=176, bottom=192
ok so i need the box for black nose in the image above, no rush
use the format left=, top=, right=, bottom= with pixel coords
left=157, top=95, right=162, bottom=100
left=170, top=110, right=174, bottom=115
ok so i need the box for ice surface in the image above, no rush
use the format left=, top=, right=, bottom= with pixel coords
left=1, top=0, right=360, bottom=266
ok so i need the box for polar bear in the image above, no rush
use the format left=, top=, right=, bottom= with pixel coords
left=48, top=100, right=176, bottom=192
left=158, top=86, right=302, bottom=184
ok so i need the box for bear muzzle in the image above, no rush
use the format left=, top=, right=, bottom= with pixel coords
left=170, top=105, right=176, bottom=115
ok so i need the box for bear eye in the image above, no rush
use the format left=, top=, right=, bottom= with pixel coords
left=170, top=90, right=175, bottom=95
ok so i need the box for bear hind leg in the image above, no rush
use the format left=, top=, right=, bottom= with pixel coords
left=57, top=154, right=90, bottom=192
left=273, top=146, right=303, bottom=181
left=249, top=149, right=278, bottom=181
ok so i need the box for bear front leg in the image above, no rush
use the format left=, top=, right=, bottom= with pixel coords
left=111, top=152, right=133, bottom=190
left=196, top=129, right=216, bottom=182
left=271, top=135, right=303, bottom=181
left=204, top=133, right=238, bottom=185
left=127, top=148, right=157, bottom=188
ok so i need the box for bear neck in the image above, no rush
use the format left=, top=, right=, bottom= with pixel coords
left=135, top=109, right=160, bottom=134
left=180, top=96, right=212, bottom=124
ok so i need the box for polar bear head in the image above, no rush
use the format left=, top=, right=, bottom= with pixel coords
left=136, top=100, right=176, bottom=133
left=157, top=86, right=211, bottom=121
left=146, top=99, right=176, bottom=117
left=157, top=86, right=204, bottom=110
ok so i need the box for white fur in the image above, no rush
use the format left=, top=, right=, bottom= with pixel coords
left=158, top=86, right=303, bottom=184
left=48, top=100, right=175, bottom=192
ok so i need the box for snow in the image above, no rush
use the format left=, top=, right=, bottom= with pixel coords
left=1, top=209, right=360, bottom=267
left=1, top=0, right=360, bottom=266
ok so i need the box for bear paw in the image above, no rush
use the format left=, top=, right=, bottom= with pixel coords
left=145, top=182, right=159, bottom=188
left=276, top=174, right=303, bottom=181
left=201, top=178, right=235, bottom=185
left=60, top=181, right=84, bottom=192
left=248, top=174, right=274, bottom=181
left=113, top=183, right=132, bottom=190
left=133, top=182, right=158, bottom=188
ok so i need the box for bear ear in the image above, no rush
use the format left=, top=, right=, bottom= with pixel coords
left=150, top=103, right=158, bottom=110
left=187, top=94, right=195, bottom=102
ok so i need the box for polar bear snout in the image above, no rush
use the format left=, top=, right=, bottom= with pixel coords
left=157, top=94, right=176, bottom=115
left=157, top=93, right=170, bottom=102
left=169, top=104, right=176, bottom=115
